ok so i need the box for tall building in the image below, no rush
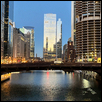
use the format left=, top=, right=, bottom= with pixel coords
left=1, top=1, right=14, bottom=58
left=13, top=28, right=29, bottom=59
left=20, top=26, right=35, bottom=58
left=62, top=44, right=68, bottom=61
left=76, top=1, right=101, bottom=62
left=71, top=1, right=76, bottom=48
left=43, top=13, right=56, bottom=61
left=1, top=1, right=5, bottom=58
left=67, top=40, right=76, bottom=62
left=56, top=18, right=62, bottom=60
left=24, top=32, right=30, bottom=59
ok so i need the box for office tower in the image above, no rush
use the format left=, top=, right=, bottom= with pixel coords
left=24, top=32, right=30, bottom=59
left=1, top=1, right=14, bottom=58
left=71, top=1, right=76, bottom=48
left=13, top=22, right=16, bottom=28
left=1, top=1, right=5, bottom=58
left=62, top=44, right=68, bottom=61
left=56, top=18, right=62, bottom=60
left=43, top=13, right=56, bottom=61
left=13, top=28, right=28, bottom=59
left=76, top=1, right=101, bottom=62
left=20, top=26, right=35, bottom=58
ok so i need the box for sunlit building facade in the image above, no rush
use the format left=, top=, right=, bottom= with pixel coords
left=1, top=1, right=14, bottom=58
left=56, top=18, right=62, bottom=60
left=76, top=1, right=101, bottom=62
left=13, top=28, right=27, bottom=59
left=20, top=26, right=35, bottom=58
left=43, top=13, right=56, bottom=61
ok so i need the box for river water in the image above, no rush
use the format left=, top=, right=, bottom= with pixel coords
left=1, top=70, right=101, bottom=101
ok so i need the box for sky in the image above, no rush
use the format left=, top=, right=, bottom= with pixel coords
left=14, top=1, right=71, bottom=58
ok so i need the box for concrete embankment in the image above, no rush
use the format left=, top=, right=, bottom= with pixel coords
left=1, top=73, right=11, bottom=83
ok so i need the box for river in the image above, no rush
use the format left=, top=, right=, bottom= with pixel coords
left=1, top=70, right=101, bottom=101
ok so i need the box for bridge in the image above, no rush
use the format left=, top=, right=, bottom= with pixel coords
left=1, top=62, right=101, bottom=75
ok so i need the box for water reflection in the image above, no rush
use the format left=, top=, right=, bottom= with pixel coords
left=82, top=79, right=90, bottom=88
left=1, top=70, right=101, bottom=101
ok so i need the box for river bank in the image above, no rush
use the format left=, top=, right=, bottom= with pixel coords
left=1, top=73, right=11, bottom=83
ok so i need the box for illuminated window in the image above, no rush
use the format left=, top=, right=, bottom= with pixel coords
left=95, top=1, right=99, bottom=3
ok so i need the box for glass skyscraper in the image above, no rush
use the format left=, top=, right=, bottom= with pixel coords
left=43, top=13, right=56, bottom=61
left=20, top=26, right=35, bottom=58
left=1, top=1, right=14, bottom=58
left=56, top=18, right=62, bottom=60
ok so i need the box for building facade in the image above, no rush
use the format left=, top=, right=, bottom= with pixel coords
left=56, top=18, right=62, bottom=60
left=67, top=40, right=76, bottom=62
left=62, top=44, right=68, bottom=61
left=1, top=1, right=5, bottom=58
left=71, top=1, right=76, bottom=48
left=1, top=1, right=14, bottom=58
left=24, top=32, right=30, bottom=59
left=43, top=13, right=56, bottom=61
left=76, top=1, right=101, bottom=62
left=20, top=26, right=35, bottom=58
left=13, top=28, right=30, bottom=60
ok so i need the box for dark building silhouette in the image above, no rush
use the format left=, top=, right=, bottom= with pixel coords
left=2, top=1, right=14, bottom=58
left=67, top=40, right=76, bottom=62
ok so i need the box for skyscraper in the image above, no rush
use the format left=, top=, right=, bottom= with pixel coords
left=20, top=26, right=35, bottom=58
left=71, top=1, right=76, bottom=48
left=1, top=1, right=14, bottom=58
left=56, top=18, right=62, bottom=60
left=1, top=1, right=5, bottom=58
left=13, top=28, right=28, bottom=59
left=76, top=1, right=101, bottom=62
left=62, top=44, right=68, bottom=61
left=43, top=13, right=56, bottom=61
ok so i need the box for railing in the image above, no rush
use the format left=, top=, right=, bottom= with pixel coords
left=1, top=62, right=101, bottom=73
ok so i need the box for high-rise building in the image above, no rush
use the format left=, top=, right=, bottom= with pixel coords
left=24, top=32, right=30, bottom=59
left=43, top=13, right=56, bottom=61
left=20, top=26, right=35, bottom=58
left=13, top=28, right=29, bottom=59
left=1, top=1, right=5, bottom=58
left=62, top=44, right=68, bottom=61
left=56, top=18, right=62, bottom=60
left=76, top=1, right=101, bottom=62
left=71, top=1, right=76, bottom=48
left=1, top=1, right=14, bottom=58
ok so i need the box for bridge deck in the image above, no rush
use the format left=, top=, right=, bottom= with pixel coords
left=1, top=62, right=101, bottom=75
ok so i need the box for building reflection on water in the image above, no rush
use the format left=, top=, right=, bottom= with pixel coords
left=1, top=70, right=101, bottom=101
